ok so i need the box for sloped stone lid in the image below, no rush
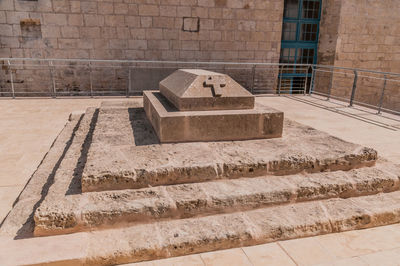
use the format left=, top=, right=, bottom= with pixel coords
left=159, top=69, right=254, bottom=111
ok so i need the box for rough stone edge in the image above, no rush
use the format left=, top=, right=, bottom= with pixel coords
left=34, top=163, right=400, bottom=236
left=82, top=146, right=378, bottom=193
left=83, top=191, right=400, bottom=265
left=0, top=112, right=83, bottom=237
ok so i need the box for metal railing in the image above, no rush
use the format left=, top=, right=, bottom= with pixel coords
left=0, top=58, right=399, bottom=114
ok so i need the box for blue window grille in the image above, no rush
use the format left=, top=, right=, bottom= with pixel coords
left=280, top=0, right=322, bottom=93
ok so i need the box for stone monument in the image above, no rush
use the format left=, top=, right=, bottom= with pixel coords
left=143, top=69, right=284, bottom=142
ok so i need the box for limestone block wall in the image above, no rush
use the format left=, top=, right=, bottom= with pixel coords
left=0, top=0, right=284, bottom=95
left=317, top=0, right=400, bottom=111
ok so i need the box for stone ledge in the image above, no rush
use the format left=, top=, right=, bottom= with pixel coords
left=34, top=163, right=400, bottom=236
left=7, top=192, right=400, bottom=265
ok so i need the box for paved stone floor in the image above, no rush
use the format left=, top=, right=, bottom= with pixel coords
left=0, top=95, right=399, bottom=265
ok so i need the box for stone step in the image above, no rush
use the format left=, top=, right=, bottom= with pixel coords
left=34, top=163, right=400, bottom=236
left=82, top=106, right=377, bottom=192
left=30, top=191, right=400, bottom=265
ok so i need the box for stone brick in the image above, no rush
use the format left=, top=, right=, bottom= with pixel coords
left=101, top=27, right=117, bottom=39
left=58, top=38, right=77, bottom=49
left=145, top=28, right=163, bottom=40
left=128, top=40, right=147, bottom=50
left=98, top=2, right=114, bottom=15
left=141, top=17, right=153, bottom=28
left=69, top=1, right=81, bottom=13
left=139, top=5, right=159, bottom=16
left=147, top=40, right=169, bottom=50
left=109, top=39, right=127, bottom=49
left=41, top=26, right=61, bottom=38
left=153, top=17, right=175, bottom=29
left=209, top=8, right=222, bottom=19
left=84, top=15, right=104, bottom=27
left=181, top=40, right=200, bottom=51
left=105, top=15, right=124, bottom=27
left=80, top=27, right=101, bottom=39
left=0, top=11, right=6, bottom=24
left=114, top=3, right=128, bottom=14
left=68, top=14, right=83, bottom=26
left=128, top=4, right=139, bottom=15
left=130, top=28, right=146, bottom=39
left=180, top=0, right=197, bottom=6
left=61, top=26, right=80, bottom=38
left=238, top=20, right=256, bottom=31
left=198, top=0, right=215, bottom=7
left=0, top=0, right=14, bottom=11
left=200, top=19, right=214, bottom=30
left=125, top=16, right=140, bottom=27
left=43, top=14, right=68, bottom=26
left=163, top=29, right=179, bottom=40
left=80, top=1, right=97, bottom=14
left=125, top=49, right=145, bottom=59
left=160, top=6, right=177, bottom=17
left=0, top=37, right=20, bottom=48
left=191, top=7, right=209, bottom=18
left=116, top=27, right=130, bottom=39
left=177, top=6, right=191, bottom=17
left=0, top=24, right=14, bottom=37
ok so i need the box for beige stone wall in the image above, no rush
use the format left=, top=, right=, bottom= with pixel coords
left=0, top=0, right=283, bottom=61
left=0, top=0, right=284, bottom=95
left=333, top=0, right=400, bottom=111
left=314, top=0, right=400, bottom=111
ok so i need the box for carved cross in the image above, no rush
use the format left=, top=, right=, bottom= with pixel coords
left=204, top=76, right=226, bottom=97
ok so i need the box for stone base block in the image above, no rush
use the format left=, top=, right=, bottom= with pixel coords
left=143, top=91, right=284, bottom=143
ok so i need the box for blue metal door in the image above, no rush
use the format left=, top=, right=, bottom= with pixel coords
left=279, top=0, right=322, bottom=93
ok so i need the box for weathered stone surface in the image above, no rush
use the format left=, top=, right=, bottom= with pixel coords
left=143, top=90, right=283, bottom=143
left=159, top=69, right=254, bottom=111
left=34, top=163, right=400, bottom=236
left=82, top=104, right=377, bottom=192
left=77, top=191, right=400, bottom=265
left=2, top=102, right=400, bottom=264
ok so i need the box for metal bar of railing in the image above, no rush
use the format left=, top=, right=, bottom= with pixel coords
left=127, top=68, right=131, bottom=98
left=49, top=60, right=57, bottom=98
left=303, top=65, right=308, bottom=95
left=327, top=68, right=334, bottom=100
left=278, top=65, right=283, bottom=96
left=349, top=70, right=358, bottom=107
left=251, top=64, right=256, bottom=94
left=89, top=62, right=93, bottom=98
left=378, top=74, right=387, bottom=115
left=309, top=65, right=315, bottom=95
left=7, top=60, right=15, bottom=99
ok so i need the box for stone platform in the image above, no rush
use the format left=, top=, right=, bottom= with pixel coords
left=82, top=102, right=376, bottom=192
left=143, top=91, right=284, bottom=143
left=2, top=100, right=400, bottom=265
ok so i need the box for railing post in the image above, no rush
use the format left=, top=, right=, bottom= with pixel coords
left=349, top=70, right=358, bottom=107
left=303, top=65, right=309, bottom=95
left=7, top=60, right=15, bottom=99
left=309, top=65, right=315, bottom=95
left=327, top=68, right=334, bottom=100
left=377, top=74, right=387, bottom=114
left=49, top=60, right=56, bottom=98
left=278, top=65, right=283, bottom=96
left=127, top=68, right=131, bottom=98
left=89, top=61, right=93, bottom=98
left=250, top=64, right=256, bottom=94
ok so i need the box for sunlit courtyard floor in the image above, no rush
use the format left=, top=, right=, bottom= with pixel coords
left=1, top=95, right=399, bottom=265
